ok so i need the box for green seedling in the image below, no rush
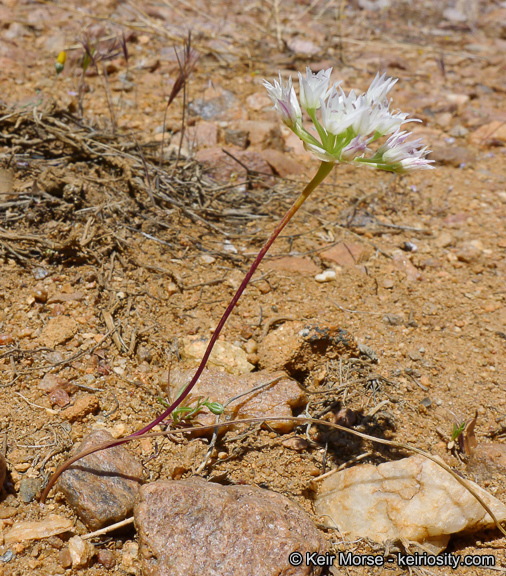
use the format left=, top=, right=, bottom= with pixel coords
left=451, top=421, right=466, bottom=442
left=157, top=387, right=224, bottom=426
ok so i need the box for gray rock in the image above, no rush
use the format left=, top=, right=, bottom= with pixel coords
left=19, top=477, right=42, bottom=503
left=57, top=430, right=143, bottom=530
left=135, top=478, right=328, bottom=576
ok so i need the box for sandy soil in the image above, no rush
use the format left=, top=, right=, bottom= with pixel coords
left=0, top=0, right=505, bottom=574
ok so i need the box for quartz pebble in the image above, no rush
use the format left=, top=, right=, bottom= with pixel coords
left=68, top=536, right=95, bottom=568
left=315, top=269, right=336, bottom=282
left=4, top=515, right=73, bottom=544
left=120, top=541, right=138, bottom=575
left=135, top=478, right=328, bottom=576
left=314, top=455, right=506, bottom=552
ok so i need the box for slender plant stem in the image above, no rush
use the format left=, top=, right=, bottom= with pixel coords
left=39, top=162, right=334, bottom=499
left=131, top=161, right=334, bottom=438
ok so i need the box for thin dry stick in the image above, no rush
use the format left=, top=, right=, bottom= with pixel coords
left=40, top=415, right=506, bottom=538
left=82, top=517, right=134, bottom=540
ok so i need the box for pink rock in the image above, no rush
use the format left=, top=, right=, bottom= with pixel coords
left=287, top=38, right=320, bottom=56
left=264, top=256, right=319, bottom=275
left=392, top=251, right=423, bottom=282
left=443, top=213, right=468, bottom=228
left=49, top=387, right=71, bottom=408
left=470, top=120, right=506, bottom=146
left=320, top=242, right=372, bottom=267
left=168, top=368, right=306, bottom=434
left=259, top=149, right=305, bottom=176
left=135, top=478, right=328, bottom=576
left=229, top=120, right=284, bottom=151
left=187, top=121, right=218, bottom=149
left=47, top=292, right=85, bottom=304
left=245, top=91, right=272, bottom=111
left=196, top=148, right=274, bottom=185
left=429, top=146, right=475, bottom=167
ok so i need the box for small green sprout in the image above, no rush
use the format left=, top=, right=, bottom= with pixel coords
left=157, top=387, right=224, bottom=425
left=451, top=421, right=466, bottom=442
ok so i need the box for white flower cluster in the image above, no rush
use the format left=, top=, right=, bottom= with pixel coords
left=263, top=68, right=434, bottom=174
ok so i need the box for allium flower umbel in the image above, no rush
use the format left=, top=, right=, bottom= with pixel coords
left=264, top=68, right=434, bottom=174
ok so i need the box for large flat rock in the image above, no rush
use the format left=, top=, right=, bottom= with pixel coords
left=135, top=478, right=328, bottom=576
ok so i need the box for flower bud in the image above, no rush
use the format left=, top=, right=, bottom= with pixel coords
left=55, top=51, right=67, bottom=75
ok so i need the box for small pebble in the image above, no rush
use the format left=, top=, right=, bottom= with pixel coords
left=59, top=548, right=72, bottom=569
left=315, top=269, right=336, bottom=283
left=0, top=507, right=17, bottom=520
left=332, top=407, right=357, bottom=428
left=281, top=437, right=309, bottom=451
left=401, top=241, right=418, bottom=252
left=97, top=549, right=116, bottom=570
left=32, top=289, right=48, bottom=303
left=0, top=550, right=14, bottom=563
left=32, top=267, right=49, bottom=280
left=0, top=334, right=14, bottom=346
left=49, top=388, right=71, bottom=408
left=68, top=536, right=95, bottom=568
left=19, top=478, right=42, bottom=503
left=120, top=541, right=138, bottom=575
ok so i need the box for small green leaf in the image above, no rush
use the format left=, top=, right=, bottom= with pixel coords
left=451, top=421, right=465, bottom=442
left=205, top=401, right=224, bottom=415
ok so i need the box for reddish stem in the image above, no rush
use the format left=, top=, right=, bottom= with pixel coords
left=40, top=161, right=334, bottom=501
left=131, top=161, right=334, bottom=437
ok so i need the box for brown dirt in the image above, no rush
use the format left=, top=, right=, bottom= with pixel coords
left=0, top=0, right=505, bottom=574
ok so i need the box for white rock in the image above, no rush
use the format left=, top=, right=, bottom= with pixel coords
left=181, top=336, right=254, bottom=375
left=314, top=455, right=506, bottom=552
left=68, top=535, right=95, bottom=568
left=4, top=514, right=74, bottom=543
left=315, top=269, right=336, bottom=283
